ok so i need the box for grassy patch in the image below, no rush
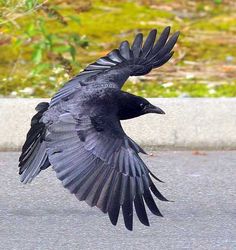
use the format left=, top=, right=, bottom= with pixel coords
left=123, top=79, right=236, bottom=98
left=0, top=0, right=236, bottom=98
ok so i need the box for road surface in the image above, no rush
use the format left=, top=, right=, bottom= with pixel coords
left=0, top=151, right=235, bottom=250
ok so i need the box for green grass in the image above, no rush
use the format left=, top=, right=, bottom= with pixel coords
left=123, top=79, right=236, bottom=98
left=0, top=0, right=236, bottom=98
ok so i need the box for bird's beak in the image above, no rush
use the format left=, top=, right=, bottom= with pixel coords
left=144, top=104, right=165, bottom=114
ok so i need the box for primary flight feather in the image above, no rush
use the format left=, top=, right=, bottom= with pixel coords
left=19, top=27, right=179, bottom=230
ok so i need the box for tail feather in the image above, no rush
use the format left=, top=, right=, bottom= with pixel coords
left=19, top=102, right=50, bottom=183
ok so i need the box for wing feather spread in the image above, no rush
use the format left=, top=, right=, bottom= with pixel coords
left=50, top=27, right=179, bottom=106
left=46, top=113, right=168, bottom=230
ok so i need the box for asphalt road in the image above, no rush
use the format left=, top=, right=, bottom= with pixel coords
left=0, top=151, right=235, bottom=250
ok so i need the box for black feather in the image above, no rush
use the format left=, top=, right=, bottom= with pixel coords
left=108, top=173, right=122, bottom=225
left=143, top=188, right=163, bottom=217
left=134, top=194, right=150, bottom=226
left=121, top=177, right=133, bottom=230
left=19, top=102, right=50, bottom=182
left=156, top=32, right=180, bottom=59
left=153, top=51, right=174, bottom=68
left=131, top=33, right=143, bottom=59
left=142, top=29, right=157, bottom=58
left=119, top=41, right=131, bottom=60
left=152, top=26, right=170, bottom=54
left=150, top=183, right=169, bottom=201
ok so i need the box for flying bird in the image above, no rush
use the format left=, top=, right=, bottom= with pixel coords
left=19, top=27, right=179, bottom=230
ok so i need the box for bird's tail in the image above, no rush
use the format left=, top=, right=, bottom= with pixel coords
left=19, top=102, right=50, bottom=183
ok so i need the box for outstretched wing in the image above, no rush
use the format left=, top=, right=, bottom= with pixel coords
left=51, top=27, right=179, bottom=106
left=45, top=112, right=168, bottom=230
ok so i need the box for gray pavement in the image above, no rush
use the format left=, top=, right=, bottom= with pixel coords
left=0, top=151, right=235, bottom=250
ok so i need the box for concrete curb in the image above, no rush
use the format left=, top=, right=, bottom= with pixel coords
left=0, top=98, right=236, bottom=150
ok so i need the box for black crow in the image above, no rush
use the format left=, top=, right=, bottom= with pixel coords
left=19, top=27, right=179, bottom=230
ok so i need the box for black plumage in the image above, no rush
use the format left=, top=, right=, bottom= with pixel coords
left=19, top=27, right=179, bottom=230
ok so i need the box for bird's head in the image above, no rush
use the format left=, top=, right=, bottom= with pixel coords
left=137, top=97, right=165, bottom=115
left=118, top=92, right=165, bottom=120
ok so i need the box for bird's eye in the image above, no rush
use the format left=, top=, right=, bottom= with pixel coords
left=140, top=103, right=145, bottom=109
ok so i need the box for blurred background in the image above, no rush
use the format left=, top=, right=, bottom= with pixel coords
left=0, top=0, right=235, bottom=98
